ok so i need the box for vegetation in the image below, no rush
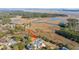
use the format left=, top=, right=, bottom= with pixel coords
left=57, top=18, right=79, bottom=43
left=42, top=36, right=57, bottom=45
left=0, top=11, right=68, bottom=19
left=17, top=42, right=25, bottom=50
left=1, top=17, right=11, bottom=24
left=58, top=23, right=66, bottom=28
left=0, top=10, right=78, bottom=50
left=14, top=25, right=24, bottom=32
left=55, top=30, right=79, bottom=43
left=0, top=32, right=5, bottom=38
left=9, top=11, right=65, bottom=18
left=67, top=18, right=78, bottom=31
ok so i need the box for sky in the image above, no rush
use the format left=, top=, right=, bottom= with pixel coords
left=0, top=0, right=79, bottom=8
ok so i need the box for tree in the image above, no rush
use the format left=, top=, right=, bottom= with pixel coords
left=67, top=18, right=78, bottom=31
left=2, top=18, right=11, bottom=24
left=0, top=32, right=5, bottom=38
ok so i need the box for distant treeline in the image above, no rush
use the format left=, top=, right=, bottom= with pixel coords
left=0, top=11, right=68, bottom=19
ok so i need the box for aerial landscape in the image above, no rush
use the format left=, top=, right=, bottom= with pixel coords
left=0, top=8, right=79, bottom=50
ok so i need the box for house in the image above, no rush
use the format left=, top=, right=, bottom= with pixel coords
left=33, top=38, right=46, bottom=49
left=25, top=38, right=46, bottom=50
left=8, top=38, right=17, bottom=46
